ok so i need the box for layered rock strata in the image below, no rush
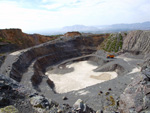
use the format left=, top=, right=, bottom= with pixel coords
left=123, top=30, right=150, bottom=55
left=0, top=35, right=104, bottom=92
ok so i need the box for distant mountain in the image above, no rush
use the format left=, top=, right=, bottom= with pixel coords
left=60, top=22, right=150, bottom=34
left=37, top=21, right=150, bottom=35
left=61, top=25, right=99, bottom=32
left=109, top=21, right=150, bottom=30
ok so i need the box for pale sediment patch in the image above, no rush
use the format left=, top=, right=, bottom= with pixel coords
left=10, top=49, right=26, bottom=56
left=129, top=67, right=141, bottom=74
left=76, top=90, right=90, bottom=95
left=90, top=73, right=112, bottom=80
left=46, top=61, right=118, bottom=93
left=10, top=51, right=22, bottom=55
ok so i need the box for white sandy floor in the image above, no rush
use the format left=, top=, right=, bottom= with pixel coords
left=46, top=61, right=118, bottom=93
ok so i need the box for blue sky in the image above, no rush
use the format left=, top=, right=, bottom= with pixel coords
left=0, top=0, right=150, bottom=33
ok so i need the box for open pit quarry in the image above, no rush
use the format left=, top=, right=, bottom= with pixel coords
left=0, top=30, right=150, bottom=113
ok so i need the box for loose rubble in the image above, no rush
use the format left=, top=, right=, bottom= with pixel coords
left=118, top=58, right=150, bottom=113
left=0, top=74, right=95, bottom=113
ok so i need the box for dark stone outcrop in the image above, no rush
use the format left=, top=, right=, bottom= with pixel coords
left=0, top=74, right=35, bottom=113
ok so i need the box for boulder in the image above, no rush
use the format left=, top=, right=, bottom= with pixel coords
left=30, top=95, right=50, bottom=109
left=73, top=99, right=86, bottom=111
left=73, top=99, right=95, bottom=113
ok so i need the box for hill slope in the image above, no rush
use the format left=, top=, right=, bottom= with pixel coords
left=123, top=30, right=150, bottom=54
left=97, top=33, right=126, bottom=52
left=0, top=29, right=57, bottom=53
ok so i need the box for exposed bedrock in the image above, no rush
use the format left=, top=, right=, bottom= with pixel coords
left=118, top=58, right=150, bottom=113
left=0, top=36, right=104, bottom=91
left=122, top=30, right=150, bottom=55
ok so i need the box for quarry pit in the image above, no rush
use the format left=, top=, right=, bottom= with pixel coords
left=46, top=60, right=118, bottom=93
left=0, top=31, right=148, bottom=112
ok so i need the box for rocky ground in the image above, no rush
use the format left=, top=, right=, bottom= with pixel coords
left=47, top=54, right=144, bottom=111
left=0, top=74, right=96, bottom=113
left=0, top=51, right=147, bottom=113
left=0, top=30, right=150, bottom=113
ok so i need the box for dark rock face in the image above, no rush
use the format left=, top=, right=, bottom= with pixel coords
left=0, top=43, right=18, bottom=54
left=0, top=55, right=6, bottom=68
left=0, top=74, right=35, bottom=113
left=123, top=30, right=150, bottom=54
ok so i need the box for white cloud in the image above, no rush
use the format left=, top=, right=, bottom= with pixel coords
left=41, top=0, right=48, bottom=3
left=41, top=4, right=62, bottom=10
left=0, top=1, right=59, bottom=30
left=0, top=0, right=150, bottom=33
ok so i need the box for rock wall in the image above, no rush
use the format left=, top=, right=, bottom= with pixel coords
left=0, top=35, right=104, bottom=91
left=123, top=30, right=150, bottom=54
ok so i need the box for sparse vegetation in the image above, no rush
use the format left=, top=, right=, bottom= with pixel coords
left=97, top=33, right=124, bottom=52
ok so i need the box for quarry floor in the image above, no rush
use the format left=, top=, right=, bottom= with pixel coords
left=46, top=60, right=118, bottom=93
left=45, top=54, right=142, bottom=94
left=16, top=51, right=144, bottom=110
left=43, top=54, right=144, bottom=110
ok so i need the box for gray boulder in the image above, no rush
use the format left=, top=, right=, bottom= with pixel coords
left=73, top=99, right=95, bottom=113
left=30, top=95, right=50, bottom=109
left=73, top=99, right=87, bottom=112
